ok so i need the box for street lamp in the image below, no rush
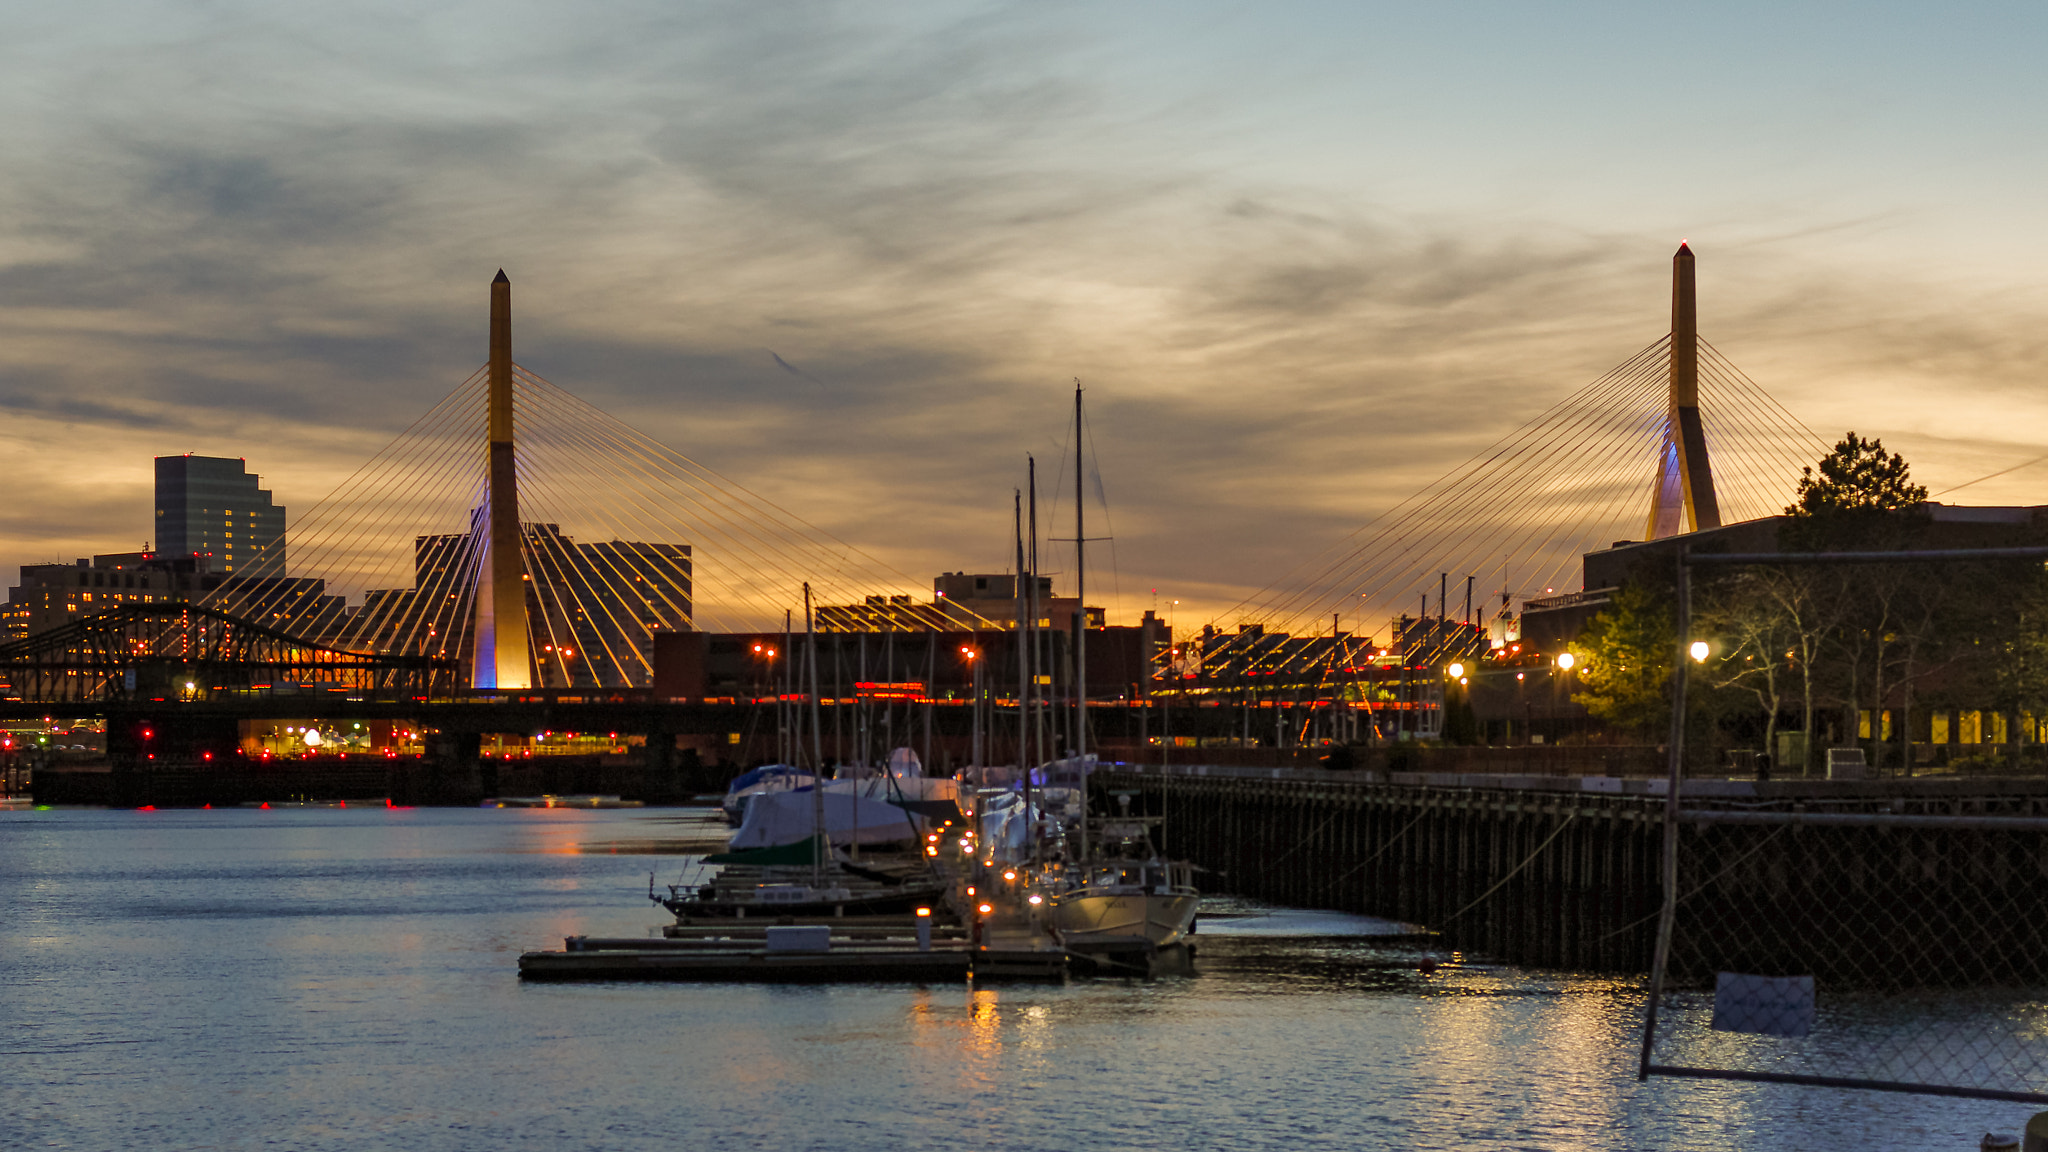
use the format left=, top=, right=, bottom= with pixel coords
left=1689, top=641, right=1710, bottom=663
left=1556, top=652, right=1575, bottom=671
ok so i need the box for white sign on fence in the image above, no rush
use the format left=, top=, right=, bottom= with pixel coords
left=1710, top=972, right=1815, bottom=1038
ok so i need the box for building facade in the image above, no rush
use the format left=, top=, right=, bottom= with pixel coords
left=154, top=455, right=285, bottom=575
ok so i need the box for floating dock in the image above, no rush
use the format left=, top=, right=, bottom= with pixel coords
left=519, top=916, right=1068, bottom=983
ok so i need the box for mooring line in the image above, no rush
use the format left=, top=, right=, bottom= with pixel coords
left=1439, top=812, right=1578, bottom=924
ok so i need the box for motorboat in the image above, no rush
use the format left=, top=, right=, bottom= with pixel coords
left=1047, top=856, right=1200, bottom=949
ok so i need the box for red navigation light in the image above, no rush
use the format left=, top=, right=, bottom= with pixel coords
left=142, top=728, right=153, bottom=739
left=202, top=752, right=212, bottom=761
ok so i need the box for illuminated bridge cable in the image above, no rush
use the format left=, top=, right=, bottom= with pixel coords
left=1212, top=334, right=1826, bottom=654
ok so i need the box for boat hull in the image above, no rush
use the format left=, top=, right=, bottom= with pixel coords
left=1050, top=891, right=1200, bottom=948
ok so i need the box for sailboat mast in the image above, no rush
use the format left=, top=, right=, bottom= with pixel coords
left=804, top=585, right=824, bottom=889
left=1014, top=487, right=1034, bottom=861
left=1075, top=385, right=1087, bottom=763
left=1073, top=384, right=1088, bottom=866
left=1028, top=456, right=1043, bottom=773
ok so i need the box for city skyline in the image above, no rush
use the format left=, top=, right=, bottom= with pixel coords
left=5, top=3, right=2048, bottom=631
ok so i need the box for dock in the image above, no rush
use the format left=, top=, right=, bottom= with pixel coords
left=518, top=915, right=1069, bottom=982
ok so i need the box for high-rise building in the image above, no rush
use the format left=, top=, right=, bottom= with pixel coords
left=350, top=523, right=691, bottom=688
left=153, top=456, right=285, bottom=575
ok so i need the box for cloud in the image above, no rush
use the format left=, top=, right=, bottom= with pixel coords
left=1, top=2, right=2047, bottom=632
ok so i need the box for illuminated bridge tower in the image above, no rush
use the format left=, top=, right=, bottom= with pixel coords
left=1644, top=243, right=1723, bottom=540
left=472, top=270, right=533, bottom=689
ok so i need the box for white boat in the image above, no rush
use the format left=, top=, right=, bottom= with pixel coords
left=719, top=764, right=813, bottom=826
left=1048, top=858, right=1200, bottom=948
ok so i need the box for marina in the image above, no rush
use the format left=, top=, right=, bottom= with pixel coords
left=1, top=803, right=2024, bottom=1150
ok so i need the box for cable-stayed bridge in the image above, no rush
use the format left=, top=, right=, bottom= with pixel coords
left=1191, top=244, right=1828, bottom=695
left=186, top=270, right=978, bottom=695
left=0, top=246, right=1826, bottom=765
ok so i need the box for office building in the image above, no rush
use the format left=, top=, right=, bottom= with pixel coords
left=154, top=456, right=285, bottom=574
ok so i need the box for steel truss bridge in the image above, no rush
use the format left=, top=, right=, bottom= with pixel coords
left=0, top=603, right=455, bottom=705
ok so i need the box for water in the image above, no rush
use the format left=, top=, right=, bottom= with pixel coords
left=0, top=807, right=2028, bottom=1150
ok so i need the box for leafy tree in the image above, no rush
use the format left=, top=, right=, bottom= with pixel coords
left=1786, top=432, right=1927, bottom=517
left=1576, top=583, right=1675, bottom=739
left=1783, top=432, right=1928, bottom=550
left=1777, top=433, right=1931, bottom=769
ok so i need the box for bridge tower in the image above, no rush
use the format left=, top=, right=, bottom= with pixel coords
left=1643, top=243, right=1722, bottom=539
left=472, top=270, right=533, bottom=689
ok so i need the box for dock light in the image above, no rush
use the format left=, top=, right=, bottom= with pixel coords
left=925, top=846, right=938, bottom=856
left=1556, top=652, right=1576, bottom=671
left=1027, top=894, right=1043, bottom=906
left=1002, top=870, right=1016, bottom=882
left=959, top=838, right=972, bottom=850
left=966, top=887, right=976, bottom=897
left=977, top=903, right=993, bottom=916
left=1447, top=663, right=1464, bottom=679
left=915, top=907, right=931, bottom=917
left=1689, top=641, right=1710, bottom=663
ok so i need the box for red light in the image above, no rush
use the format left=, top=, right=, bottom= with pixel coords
left=142, top=729, right=153, bottom=739
left=138, top=805, right=155, bottom=811
left=202, top=752, right=212, bottom=761
left=260, top=802, right=269, bottom=809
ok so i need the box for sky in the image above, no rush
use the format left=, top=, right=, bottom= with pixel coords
left=6, top=1, right=2048, bottom=635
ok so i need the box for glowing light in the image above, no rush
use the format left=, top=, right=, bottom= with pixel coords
left=1689, top=640, right=1710, bottom=663
left=1447, top=663, right=1464, bottom=678
left=1002, top=870, right=1016, bottom=882
left=1027, top=894, right=1043, bottom=906
left=915, top=907, right=932, bottom=917
left=1556, top=652, right=1576, bottom=671
left=977, top=903, right=993, bottom=915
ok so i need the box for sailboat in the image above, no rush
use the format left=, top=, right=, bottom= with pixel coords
left=1037, top=385, right=1200, bottom=953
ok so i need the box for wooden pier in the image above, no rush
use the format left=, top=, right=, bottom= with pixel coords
left=1112, top=763, right=2048, bottom=982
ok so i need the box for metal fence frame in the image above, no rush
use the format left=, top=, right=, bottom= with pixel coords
left=1638, top=544, right=2048, bottom=1104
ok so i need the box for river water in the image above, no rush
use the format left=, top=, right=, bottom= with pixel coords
left=0, top=806, right=2029, bottom=1150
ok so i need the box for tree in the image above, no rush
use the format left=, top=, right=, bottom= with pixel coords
left=1783, top=432, right=1929, bottom=550
left=1698, top=570, right=1801, bottom=770
left=1576, top=583, right=1675, bottom=739
left=1786, top=432, right=1928, bottom=518
left=1779, top=433, right=1932, bottom=770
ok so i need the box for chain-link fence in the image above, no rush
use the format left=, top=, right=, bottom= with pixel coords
left=1640, top=544, right=2048, bottom=1104
left=1641, top=809, right=2048, bottom=1101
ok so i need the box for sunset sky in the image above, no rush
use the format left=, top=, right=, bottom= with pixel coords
left=6, top=2, right=2048, bottom=633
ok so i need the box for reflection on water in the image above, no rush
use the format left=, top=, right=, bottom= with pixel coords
left=0, top=807, right=2029, bottom=1151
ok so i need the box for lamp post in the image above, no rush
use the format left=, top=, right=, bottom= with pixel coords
left=960, top=644, right=982, bottom=769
